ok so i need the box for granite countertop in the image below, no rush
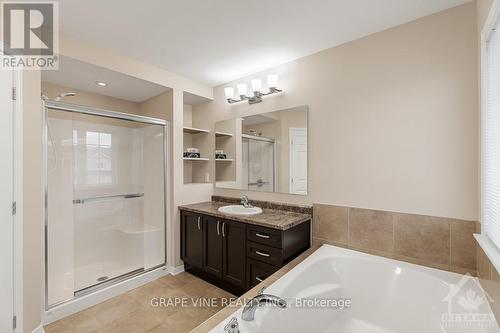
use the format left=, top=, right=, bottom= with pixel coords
left=178, top=201, right=311, bottom=231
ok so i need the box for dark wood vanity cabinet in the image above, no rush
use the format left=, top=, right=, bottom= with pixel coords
left=246, top=222, right=310, bottom=288
left=203, top=215, right=223, bottom=278
left=221, top=219, right=247, bottom=288
left=181, top=209, right=311, bottom=295
left=180, top=211, right=204, bottom=268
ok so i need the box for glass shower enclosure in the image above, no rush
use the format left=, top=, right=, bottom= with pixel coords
left=44, top=102, right=168, bottom=308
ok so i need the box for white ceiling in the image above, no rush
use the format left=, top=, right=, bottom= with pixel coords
left=58, top=0, right=470, bottom=87
left=42, top=56, right=170, bottom=102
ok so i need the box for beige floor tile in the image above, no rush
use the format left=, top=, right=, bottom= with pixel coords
left=44, top=310, right=101, bottom=333
left=44, top=273, right=232, bottom=333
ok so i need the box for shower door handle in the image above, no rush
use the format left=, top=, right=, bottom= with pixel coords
left=197, top=216, right=201, bottom=231
left=216, top=220, right=221, bottom=236
left=248, top=179, right=268, bottom=187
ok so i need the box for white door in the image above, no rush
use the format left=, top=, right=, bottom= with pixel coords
left=289, top=128, right=308, bottom=194
left=0, top=69, right=15, bottom=332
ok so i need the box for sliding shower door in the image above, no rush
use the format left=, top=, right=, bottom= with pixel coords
left=46, top=106, right=167, bottom=307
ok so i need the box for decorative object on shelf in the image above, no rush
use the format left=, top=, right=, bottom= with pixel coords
left=184, top=147, right=200, bottom=158
left=215, top=150, right=227, bottom=160
left=183, top=152, right=201, bottom=158
left=224, top=74, right=282, bottom=105
left=215, top=149, right=227, bottom=159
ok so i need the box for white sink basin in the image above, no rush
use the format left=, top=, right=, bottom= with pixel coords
left=218, top=205, right=263, bottom=216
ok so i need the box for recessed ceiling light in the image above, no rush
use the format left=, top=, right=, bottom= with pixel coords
left=95, top=81, right=107, bottom=87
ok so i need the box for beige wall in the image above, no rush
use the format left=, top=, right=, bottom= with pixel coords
left=477, top=0, right=494, bottom=31
left=194, top=3, right=478, bottom=221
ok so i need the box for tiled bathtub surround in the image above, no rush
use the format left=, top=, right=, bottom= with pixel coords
left=313, top=204, right=478, bottom=274
left=477, top=244, right=500, bottom=321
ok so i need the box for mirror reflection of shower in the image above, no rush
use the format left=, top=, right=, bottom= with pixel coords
left=215, top=106, right=308, bottom=195
left=242, top=135, right=276, bottom=192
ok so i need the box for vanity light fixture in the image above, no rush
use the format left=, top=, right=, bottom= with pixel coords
left=225, top=74, right=282, bottom=104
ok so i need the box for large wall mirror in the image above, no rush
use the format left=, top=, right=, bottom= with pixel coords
left=215, top=105, right=308, bottom=195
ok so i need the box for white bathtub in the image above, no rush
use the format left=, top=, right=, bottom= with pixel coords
left=210, top=245, right=499, bottom=333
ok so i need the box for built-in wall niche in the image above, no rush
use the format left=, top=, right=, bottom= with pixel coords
left=183, top=92, right=212, bottom=184
left=215, top=119, right=239, bottom=188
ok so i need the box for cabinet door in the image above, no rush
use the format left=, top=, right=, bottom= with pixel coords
left=247, top=259, right=280, bottom=288
left=203, top=215, right=223, bottom=278
left=181, top=211, right=203, bottom=267
left=222, top=219, right=246, bottom=288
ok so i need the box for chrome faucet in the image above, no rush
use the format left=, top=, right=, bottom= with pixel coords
left=241, top=195, right=253, bottom=208
left=241, top=287, right=287, bottom=321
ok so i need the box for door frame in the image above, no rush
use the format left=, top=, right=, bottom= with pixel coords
left=288, top=127, right=308, bottom=195
left=9, top=68, right=24, bottom=333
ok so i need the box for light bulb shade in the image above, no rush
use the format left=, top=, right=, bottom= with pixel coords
left=267, top=74, right=279, bottom=88
left=224, top=87, right=234, bottom=99
left=251, top=79, right=262, bottom=93
left=237, top=83, right=248, bottom=96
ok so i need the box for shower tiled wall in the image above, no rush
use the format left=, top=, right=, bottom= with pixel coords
left=313, top=204, right=478, bottom=275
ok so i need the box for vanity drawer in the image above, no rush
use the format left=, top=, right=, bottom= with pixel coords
left=247, top=259, right=280, bottom=288
left=247, top=224, right=282, bottom=248
left=247, top=241, right=283, bottom=267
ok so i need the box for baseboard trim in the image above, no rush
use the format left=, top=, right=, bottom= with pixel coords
left=167, top=264, right=185, bottom=275
left=32, top=325, right=45, bottom=333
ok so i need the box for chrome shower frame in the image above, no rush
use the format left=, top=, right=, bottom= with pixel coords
left=42, top=100, right=170, bottom=311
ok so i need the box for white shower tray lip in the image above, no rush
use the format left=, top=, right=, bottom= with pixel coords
left=218, top=205, right=263, bottom=216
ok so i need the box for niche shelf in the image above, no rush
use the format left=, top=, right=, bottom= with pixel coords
left=215, top=131, right=233, bottom=138
left=183, top=126, right=210, bottom=135
left=183, top=157, right=210, bottom=161
left=215, top=158, right=233, bottom=162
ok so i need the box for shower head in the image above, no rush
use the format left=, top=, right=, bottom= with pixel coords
left=54, top=92, right=76, bottom=101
